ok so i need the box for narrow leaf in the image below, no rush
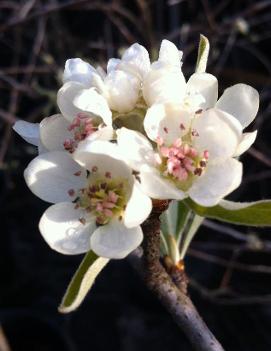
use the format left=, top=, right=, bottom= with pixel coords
left=160, top=201, right=190, bottom=240
left=185, top=198, right=271, bottom=227
left=160, top=201, right=191, bottom=260
left=59, top=251, right=109, bottom=313
left=195, top=34, right=210, bottom=73
left=167, top=234, right=180, bottom=264
left=160, top=230, right=169, bottom=256
left=179, top=214, right=204, bottom=259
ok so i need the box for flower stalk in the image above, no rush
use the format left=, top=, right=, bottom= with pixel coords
left=139, top=201, right=224, bottom=351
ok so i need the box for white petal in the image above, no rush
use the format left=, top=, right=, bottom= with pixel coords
left=90, top=219, right=143, bottom=259
left=107, top=58, right=121, bottom=73
left=121, top=43, right=150, bottom=78
left=124, top=182, right=152, bottom=228
left=186, top=73, right=218, bottom=109
left=39, top=202, right=95, bottom=254
left=85, top=125, right=114, bottom=143
left=158, top=40, right=182, bottom=67
left=73, top=87, right=112, bottom=126
left=58, top=82, right=111, bottom=125
left=38, top=142, right=48, bottom=154
left=144, top=103, right=191, bottom=144
left=24, top=151, right=85, bottom=203
left=73, top=140, right=133, bottom=181
left=96, top=65, right=106, bottom=79
left=193, top=108, right=242, bottom=162
left=57, top=81, right=86, bottom=121
left=40, top=114, right=72, bottom=151
left=234, top=130, right=257, bottom=157
left=139, top=165, right=186, bottom=200
left=13, top=120, right=40, bottom=146
left=143, top=66, right=186, bottom=106
left=63, top=58, right=96, bottom=87
left=104, top=70, right=140, bottom=113
left=216, top=83, right=259, bottom=128
left=189, top=158, right=243, bottom=207
left=116, top=128, right=156, bottom=171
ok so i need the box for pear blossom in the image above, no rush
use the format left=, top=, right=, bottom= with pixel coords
left=14, top=35, right=262, bottom=269
left=183, top=73, right=259, bottom=155
left=23, top=140, right=152, bottom=259
left=13, top=86, right=113, bottom=154
left=117, top=102, right=246, bottom=206
left=60, top=40, right=185, bottom=118
left=116, top=76, right=259, bottom=207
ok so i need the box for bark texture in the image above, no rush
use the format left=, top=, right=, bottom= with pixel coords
left=134, top=200, right=225, bottom=351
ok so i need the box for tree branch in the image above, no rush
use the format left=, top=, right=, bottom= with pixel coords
left=131, top=201, right=224, bottom=351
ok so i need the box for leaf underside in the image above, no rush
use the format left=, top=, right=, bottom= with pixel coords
left=185, top=198, right=271, bottom=227
left=59, top=250, right=109, bottom=313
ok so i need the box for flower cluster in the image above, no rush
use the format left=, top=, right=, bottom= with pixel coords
left=14, top=39, right=259, bottom=259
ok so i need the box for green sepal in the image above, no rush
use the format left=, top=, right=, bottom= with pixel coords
left=179, top=214, right=204, bottom=259
left=185, top=198, right=271, bottom=227
left=195, top=34, right=210, bottom=73
left=160, top=200, right=191, bottom=243
left=59, top=251, right=109, bottom=313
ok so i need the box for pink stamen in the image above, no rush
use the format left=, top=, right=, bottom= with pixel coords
left=103, top=201, right=116, bottom=209
left=68, top=189, right=75, bottom=197
left=108, top=191, right=118, bottom=203
left=64, top=113, right=97, bottom=153
left=103, top=209, right=113, bottom=217
left=63, top=139, right=76, bottom=153
left=157, top=138, right=208, bottom=182
left=204, top=150, right=209, bottom=159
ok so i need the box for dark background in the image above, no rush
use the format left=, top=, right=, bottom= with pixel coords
left=1, top=1, right=271, bottom=350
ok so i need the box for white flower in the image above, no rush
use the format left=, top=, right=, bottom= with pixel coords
left=132, top=79, right=258, bottom=206
left=61, top=45, right=149, bottom=114
left=184, top=73, right=259, bottom=155
left=61, top=40, right=185, bottom=116
left=23, top=140, right=152, bottom=259
left=117, top=99, right=247, bottom=206
left=14, top=82, right=113, bottom=154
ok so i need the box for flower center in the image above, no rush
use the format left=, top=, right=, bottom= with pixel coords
left=64, top=113, right=98, bottom=153
left=156, top=137, right=209, bottom=191
left=70, top=168, right=128, bottom=225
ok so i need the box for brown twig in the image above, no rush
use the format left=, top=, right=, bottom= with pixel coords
left=131, top=201, right=225, bottom=351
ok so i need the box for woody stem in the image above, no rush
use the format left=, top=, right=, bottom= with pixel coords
left=131, top=200, right=224, bottom=351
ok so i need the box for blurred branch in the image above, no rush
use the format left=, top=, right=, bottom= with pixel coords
left=0, top=108, right=18, bottom=124
left=190, top=278, right=271, bottom=305
left=188, top=248, right=271, bottom=274
left=0, top=327, right=11, bottom=351
left=247, top=147, right=271, bottom=167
